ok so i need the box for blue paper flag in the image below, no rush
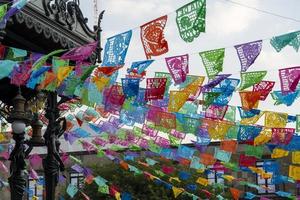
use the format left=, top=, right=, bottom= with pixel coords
left=237, top=125, right=262, bottom=141
left=122, top=78, right=140, bottom=98
left=102, top=30, right=132, bottom=67
left=121, top=192, right=132, bottom=200
left=128, top=60, right=154, bottom=74
left=177, top=145, right=195, bottom=159
left=186, top=184, right=197, bottom=191
left=179, top=171, right=191, bottom=180
left=244, top=192, right=256, bottom=199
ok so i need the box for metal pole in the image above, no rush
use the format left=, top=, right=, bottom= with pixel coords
left=43, top=92, right=65, bottom=200
left=8, top=132, right=27, bottom=200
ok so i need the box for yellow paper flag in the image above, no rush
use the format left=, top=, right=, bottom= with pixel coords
left=241, top=111, right=265, bottom=125
left=196, top=177, right=208, bottom=186
left=292, top=152, right=300, bottom=164
left=115, top=192, right=121, bottom=200
left=222, top=175, right=235, bottom=182
left=168, top=91, right=190, bottom=112
left=254, top=128, right=272, bottom=146
left=265, top=111, right=288, bottom=128
left=271, top=148, right=289, bottom=159
left=92, top=76, right=110, bottom=92
left=32, top=196, right=39, bottom=200
left=169, top=177, right=181, bottom=183
left=57, top=66, right=74, bottom=86
left=172, top=187, right=184, bottom=198
left=289, top=165, right=300, bottom=180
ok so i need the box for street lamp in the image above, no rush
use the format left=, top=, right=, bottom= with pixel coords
left=7, top=89, right=30, bottom=200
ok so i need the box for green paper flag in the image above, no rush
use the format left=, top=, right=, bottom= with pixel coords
left=297, top=115, right=300, bottom=132
left=223, top=106, right=236, bottom=122
left=0, top=4, right=7, bottom=21
left=199, top=48, right=225, bottom=78
left=148, top=141, right=162, bottom=154
left=238, top=71, right=267, bottom=90
left=202, top=92, right=221, bottom=107
left=245, top=145, right=263, bottom=159
left=32, top=49, right=66, bottom=70
left=176, top=0, right=206, bottom=42
left=52, top=56, right=69, bottom=74
left=98, top=185, right=109, bottom=194
left=169, top=135, right=182, bottom=147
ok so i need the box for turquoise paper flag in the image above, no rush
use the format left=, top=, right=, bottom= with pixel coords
left=11, top=47, right=27, bottom=58
left=0, top=60, right=17, bottom=79
left=94, top=176, right=107, bottom=186
left=66, top=184, right=78, bottom=198
left=270, top=30, right=300, bottom=52
left=145, top=158, right=158, bottom=166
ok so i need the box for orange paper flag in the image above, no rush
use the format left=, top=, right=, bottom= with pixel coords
left=230, top=188, right=240, bottom=200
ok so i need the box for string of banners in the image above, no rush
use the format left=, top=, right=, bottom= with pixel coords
left=0, top=0, right=300, bottom=199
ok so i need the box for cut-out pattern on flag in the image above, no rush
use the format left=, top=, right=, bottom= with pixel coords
left=279, top=66, right=300, bottom=93
left=102, top=30, right=132, bottom=67
left=220, top=140, right=238, bottom=153
left=145, top=78, right=167, bottom=101
left=165, top=54, right=189, bottom=84
left=238, top=71, right=267, bottom=90
left=264, top=111, right=288, bottom=128
left=176, top=0, right=206, bottom=42
left=234, top=40, right=262, bottom=72
left=127, top=60, right=154, bottom=74
left=61, top=41, right=98, bottom=61
left=252, top=80, right=275, bottom=100
left=121, top=78, right=140, bottom=99
left=271, top=90, right=300, bottom=106
left=271, top=128, right=295, bottom=145
left=103, top=85, right=125, bottom=114
left=214, top=147, right=231, bottom=162
left=237, top=125, right=262, bottom=141
left=199, top=48, right=225, bottom=78
left=140, top=15, right=168, bottom=59
left=239, top=91, right=261, bottom=110
left=168, top=91, right=190, bottom=112
left=155, top=72, right=173, bottom=95
left=10, top=63, right=31, bottom=86
left=270, top=30, right=300, bottom=52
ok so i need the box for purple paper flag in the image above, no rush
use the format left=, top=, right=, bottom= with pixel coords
left=165, top=54, right=189, bottom=84
left=235, top=40, right=263, bottom=72
left=279, top=66, right=300, bottom=93
left=202, top=74, right=231, bottom=91
left=61, top=41, right=98, bottom=61
left=71, top=164, right=84, bottom=173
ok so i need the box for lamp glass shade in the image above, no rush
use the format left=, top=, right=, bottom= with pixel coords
left=12, top=120, right=26, bottom=134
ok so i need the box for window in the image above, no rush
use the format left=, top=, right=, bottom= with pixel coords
left=70, top=172, right=84, bottom=189
left=256, top=161, right=276, bottom=194
left=207, top=165, right=225, bottom=184
left=28, top=176, right=44, bottom=200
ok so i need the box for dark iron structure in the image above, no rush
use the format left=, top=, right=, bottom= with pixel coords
left=0, top=0, right=104, bottom=199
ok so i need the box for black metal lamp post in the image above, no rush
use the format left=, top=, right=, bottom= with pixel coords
left=7, top=90, right=30, bottom=200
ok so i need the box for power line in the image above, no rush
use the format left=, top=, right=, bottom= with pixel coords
left=218, top=0, right=300, bottom=23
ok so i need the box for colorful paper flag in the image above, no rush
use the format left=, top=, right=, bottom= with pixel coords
left=140, top=15, right=168, bottom=59
left=199, top=48, right=225, bottom=78
left=176, top=0, right=206, bottom=42
left=234, top=40, right=262, bottom=72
